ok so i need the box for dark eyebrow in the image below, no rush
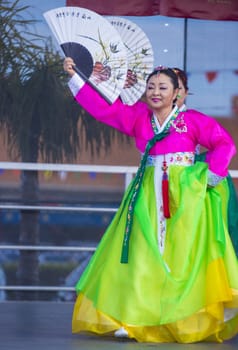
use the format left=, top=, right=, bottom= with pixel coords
left=148, top=81, right=168, bottom=85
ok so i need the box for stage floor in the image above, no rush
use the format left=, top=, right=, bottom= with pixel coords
left=0, top=301, right=237, bottom=350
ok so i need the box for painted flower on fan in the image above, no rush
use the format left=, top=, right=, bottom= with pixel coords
left=124, top=69, right=138, bottom=89
left=91, top=61, right=111, bottom=84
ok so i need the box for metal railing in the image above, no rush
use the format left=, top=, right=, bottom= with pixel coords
left=0, top=162, right=138, bottom=294
left=0, top=162, right=238, bottom=295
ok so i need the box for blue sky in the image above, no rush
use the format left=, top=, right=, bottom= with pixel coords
left=18, top=0, right=238, bottom=117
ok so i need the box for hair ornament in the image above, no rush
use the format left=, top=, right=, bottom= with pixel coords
left=154, top=65, right=167, bottom=72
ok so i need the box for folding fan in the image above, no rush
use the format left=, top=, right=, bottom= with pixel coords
left=107, top=16, right=154, bottom=105
left=43, top=7, right=128, bottom=104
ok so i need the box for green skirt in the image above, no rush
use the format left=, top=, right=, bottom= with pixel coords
left=72, top=162, right=238, bottom=343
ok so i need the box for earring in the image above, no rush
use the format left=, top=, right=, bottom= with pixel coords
left=177, top=94, right=181, bottom=99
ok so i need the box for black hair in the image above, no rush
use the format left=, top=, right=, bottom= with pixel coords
left=172, top=67, right=189, bottom=91
left=146, top=67, right=179, bottom=90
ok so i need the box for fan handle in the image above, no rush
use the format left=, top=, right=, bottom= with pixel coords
left=72, top=65, right=113, bottom=105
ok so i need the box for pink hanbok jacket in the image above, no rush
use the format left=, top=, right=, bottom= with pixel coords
left=73, top=83, right=236, bottom=178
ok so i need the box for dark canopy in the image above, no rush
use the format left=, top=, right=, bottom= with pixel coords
left=66, top=0, right=238, bottom=21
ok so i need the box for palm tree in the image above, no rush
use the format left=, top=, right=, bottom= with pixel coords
left=1, top=0, right=81, bottom=299
left=0, top=0, right=129, bottom=300
left=9, top=51, right=83, bottom=300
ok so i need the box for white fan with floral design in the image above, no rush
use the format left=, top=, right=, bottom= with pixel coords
left=107, top=16, right=154, bottom=105
left=44, top=7, right=128, bottom=104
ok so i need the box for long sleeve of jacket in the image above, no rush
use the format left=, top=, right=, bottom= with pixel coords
left=70, top=79, right=236, bottom=178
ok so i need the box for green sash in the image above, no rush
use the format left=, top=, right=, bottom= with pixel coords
left=120, top=107, right=180, bottom=263
left=120, top=131, right=170, bottom=263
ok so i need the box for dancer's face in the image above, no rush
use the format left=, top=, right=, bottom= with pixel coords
left=146, top=73, right=178, bottom=112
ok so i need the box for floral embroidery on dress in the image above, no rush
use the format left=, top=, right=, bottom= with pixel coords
left=170, top=113, right=187, bottom=133
left=146, top=152, right=194, bottom=167
left=170, top=152, right=194, bottom=165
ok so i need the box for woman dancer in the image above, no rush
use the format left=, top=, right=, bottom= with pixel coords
left=64, top=57, right=238, bottom=343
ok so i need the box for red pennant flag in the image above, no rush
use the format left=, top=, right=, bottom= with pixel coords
left=206, top=71, right=218, bottom=83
